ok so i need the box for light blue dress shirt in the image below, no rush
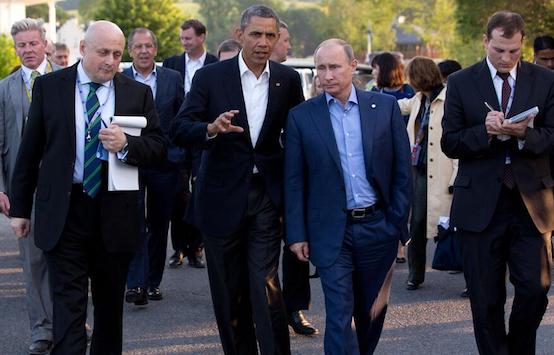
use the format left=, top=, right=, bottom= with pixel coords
left=326, top=86, right=378, bottom=209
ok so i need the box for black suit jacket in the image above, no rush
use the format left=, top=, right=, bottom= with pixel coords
left=162, top=51, right=218, bottom=81
left=441, top=60, right=554, bottom=233
left=9, top=64, right=165, bottom=252
left=122, top=65, right=185, bottom=165
left=171, top=56, right=304, bottom=237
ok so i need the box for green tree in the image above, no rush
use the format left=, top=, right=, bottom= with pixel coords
left=283, top=6, right=330, bottom=57
left=0, top=35, right=20, bottom=79
left=93, top=0, right=186, bottom=61
left=26, top=4, right=72, bottom=27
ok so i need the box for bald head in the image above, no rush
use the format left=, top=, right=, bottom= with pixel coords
left=80, top=21, right=125, bottom=83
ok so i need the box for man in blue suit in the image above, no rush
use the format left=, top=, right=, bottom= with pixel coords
left=122, top=28, right=184, bottom=304
left=284, top=39, right=412, bottom=355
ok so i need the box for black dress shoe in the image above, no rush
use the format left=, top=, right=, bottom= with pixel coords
left=28, top=340, right=52, bottom=355
left=147, top=287, right=163, bottom=300
left=168, top=251, right=184, bottom=268
left=188, top=254, right=206, bottom=268
left=288, top=311, right=319, bottom=336
left=460, top=288, right=469, bottom=298
left=406, top=281, right=420, bottom=290
left=125, top=287, right=148, bottom=305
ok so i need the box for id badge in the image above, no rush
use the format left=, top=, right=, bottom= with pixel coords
left=411, top=145, right=421, bottom=166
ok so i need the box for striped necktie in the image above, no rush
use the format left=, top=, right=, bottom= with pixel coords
left=83, top=82, right=102, bottom=197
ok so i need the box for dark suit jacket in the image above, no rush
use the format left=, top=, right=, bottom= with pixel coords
left=122, top=65, right=185, bottom=165
left=171, top=56, right=304, bottom=237
left=284, top=90, right=412, bottom=267
left=441, top=60, right=554, bottom=233
left=162, top=51, right=218, bottom=82
left=9, top=63, right=165, bottom=252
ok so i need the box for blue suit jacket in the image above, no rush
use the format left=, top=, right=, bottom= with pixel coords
left=284, top=89, right=412, bottom=267
left=123, top=65, right=185, bottom=165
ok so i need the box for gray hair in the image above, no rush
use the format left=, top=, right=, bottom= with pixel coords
left=314, top=38, right=355, bottom=62
left=128, top=28, right=158, bottom=49
left=10, top=18, right=46, bottom=41
left=217, top=39, right=242, bottom=57
left=279, top=21, right=288, bottom=30
left=240, top=5, right=280, bottom=31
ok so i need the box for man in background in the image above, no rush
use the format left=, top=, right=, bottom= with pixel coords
left=163, top=19, right=218, bottom=269
left=123, top=28, right=184, bottom=305
left=0, top=18, right=61, bottom=355
left=53, top=42, right=70, bottom=68
left=533, top=35, right=554, bottom=70
left=270, top=20, right=318, bottom=337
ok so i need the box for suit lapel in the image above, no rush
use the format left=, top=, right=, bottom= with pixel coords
left=223, top=57, right=250, bottom=145
left=113, top=73, right=128, bottom=115
left=9, top=72, right=28, bottom=138
left=475, top=60, right=501, bottom=111
left=255, top=61, right=280, bottom=149
left=60, top=64, right=78, bottom=157
left=507, top=62, right=533, bottom=118
left=357, top=89, right=377, bottom=180
left=309, top=95, right=342, bottom=173
left=154, top=66, right=166, bottom=107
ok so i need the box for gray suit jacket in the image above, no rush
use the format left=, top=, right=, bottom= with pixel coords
left=0, top=61, right=61, bottom=195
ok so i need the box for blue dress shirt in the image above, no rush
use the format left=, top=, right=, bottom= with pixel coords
left=326, top=86, right=378, bottom=209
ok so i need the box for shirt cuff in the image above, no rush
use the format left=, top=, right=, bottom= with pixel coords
left=117, top=142, right=129, bottom=161
left=517, top=139, right=525, bottom=150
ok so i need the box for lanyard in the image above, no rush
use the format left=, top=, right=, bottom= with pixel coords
left=22, top=62, right=52, bottom=101
left=76, top=79, right=113, bottom=142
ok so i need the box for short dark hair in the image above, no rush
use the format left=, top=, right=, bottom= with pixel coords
left=181, top=19, right=206, bottom=36
left=486, top=11, right=525, bottom=39
left=438, top=59, right=462, bottom=81
left=406, top=56, right=443, bottom=92
left=240, top=5, right=280, bottom=31
left=128, top=28, right=158, bottom=49
left=534, top=35, right=554, bottom=52
left=54, top=42, right=68, bottom=51
left=373, top=52, right=405, bottom=88
left=217, top=39, right=241, bottom=57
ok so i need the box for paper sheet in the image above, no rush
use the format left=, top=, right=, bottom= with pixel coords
left=108, top=116, right=147, bottom=191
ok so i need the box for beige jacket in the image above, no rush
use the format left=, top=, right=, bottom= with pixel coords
left=398, top=87, right=458, bottom=238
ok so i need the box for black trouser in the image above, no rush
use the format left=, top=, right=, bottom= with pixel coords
left=46, top=186, right=132, bottom=355
left=203, top=176, right=290, bottom=355
left=460, top=187, right=552, bottom=355
left=170, top=170, right=203, bottom=259
left=408, top=168, right=427, bottom=284
left=282, top=245, right=310, bottom=313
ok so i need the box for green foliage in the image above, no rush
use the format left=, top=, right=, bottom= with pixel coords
left=93, top=0, right=186, bottom=61
left=282, top=5, right=330, bottom=56
left=0, top=35, right=20, bottom=80
left=26, top=4, right=72, bottom=26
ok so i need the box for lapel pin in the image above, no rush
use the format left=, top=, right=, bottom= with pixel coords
left=371, top=103, right=376, bottom=109
left=276, top=82, right=281, bottom=87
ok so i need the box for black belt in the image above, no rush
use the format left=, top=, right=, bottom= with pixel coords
left=346, top=203, right=381, bottom=219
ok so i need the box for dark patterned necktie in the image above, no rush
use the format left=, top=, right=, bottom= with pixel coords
left=498, top=72, right=515, bottom=188
left=83, top=82, right=102, bottom=197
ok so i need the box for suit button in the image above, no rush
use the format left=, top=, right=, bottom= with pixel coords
left=429, top=142, right=434, bottom=146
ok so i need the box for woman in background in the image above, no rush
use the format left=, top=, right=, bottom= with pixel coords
left=397, top=57, right=458, bottom=290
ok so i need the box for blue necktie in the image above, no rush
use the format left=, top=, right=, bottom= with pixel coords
left=83, top=82, right=102, bottom=197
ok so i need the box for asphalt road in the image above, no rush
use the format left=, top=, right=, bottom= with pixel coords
left=1, top=215, right=553, bottom=354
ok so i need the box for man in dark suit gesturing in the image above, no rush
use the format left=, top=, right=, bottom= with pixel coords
left=284, top=39, right=411, bottom=355
left=172, top=5, right=304, bottom=354
left=9, top=21, right=164, bottom=354
left=441, top=11, right=554, bottom=355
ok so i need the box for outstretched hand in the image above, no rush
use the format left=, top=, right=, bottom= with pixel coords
left=207, top=110, right=243, bottom=136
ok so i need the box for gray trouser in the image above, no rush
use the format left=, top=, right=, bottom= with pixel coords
left=17, top=215, right=53, bottom=342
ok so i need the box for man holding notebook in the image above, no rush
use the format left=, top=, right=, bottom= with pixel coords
left=441, top=11, right=554, bottom=355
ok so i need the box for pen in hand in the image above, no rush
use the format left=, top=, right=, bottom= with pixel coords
left=484, top=101, right=495, bottom=112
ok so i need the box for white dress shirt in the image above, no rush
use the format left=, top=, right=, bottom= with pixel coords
left=238, top=51, right=270, bottom=148
left=486, top=57, right=517, bottom=114
left=184, top=51, right=207, bottom=94
left=73, top=62, right=114, bottom=183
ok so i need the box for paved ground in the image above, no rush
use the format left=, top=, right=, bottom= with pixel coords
left=1, top=215, right=554, bottom=354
